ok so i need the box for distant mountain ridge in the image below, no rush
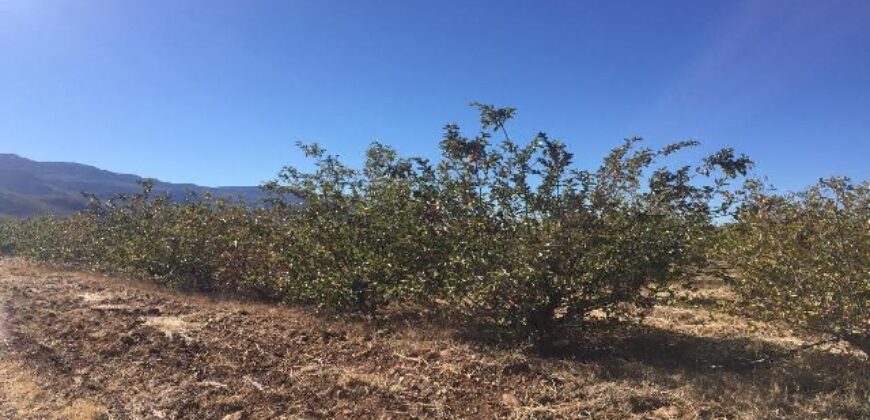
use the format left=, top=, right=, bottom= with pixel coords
left=0, top=153, right=268, bottom=218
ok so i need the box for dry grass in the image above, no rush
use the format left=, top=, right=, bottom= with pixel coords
left=0, top=361, right=43, bottom=417
left=0, top=361, right=108, bottom=419
left=0, top=257, right=867, bottom=418
left=142, top=315, right=202, bottom=339
left=55, top=399, right=109, bottom=420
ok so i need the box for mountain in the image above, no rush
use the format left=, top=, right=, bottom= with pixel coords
left=0, top=153, right=270, bottom=219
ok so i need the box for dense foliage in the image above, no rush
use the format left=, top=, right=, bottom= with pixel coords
left=0, top=104, right=758, bottom=342
left=717, top=178, right=869, bottom=354
left=0, top=187, right=277, bottom=293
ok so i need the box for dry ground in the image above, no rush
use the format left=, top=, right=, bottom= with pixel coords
left=0, top=258, right=866, bottom=419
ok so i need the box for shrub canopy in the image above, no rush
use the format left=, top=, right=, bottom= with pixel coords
left=718, top=178, right=869, bottom=353
left=0, top=104, right=753, bottom=341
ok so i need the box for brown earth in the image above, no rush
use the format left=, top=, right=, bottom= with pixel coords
left=0, top=258, right=867, bottom=419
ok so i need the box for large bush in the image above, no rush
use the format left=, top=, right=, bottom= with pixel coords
left=1, top=104, right=753, bottom=342
left=266, top=104, right=751, bottom=340
left=718, top=178, right=869, bottom=354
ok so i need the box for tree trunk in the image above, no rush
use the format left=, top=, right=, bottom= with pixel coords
left=530, top=293, right=563, bottom=351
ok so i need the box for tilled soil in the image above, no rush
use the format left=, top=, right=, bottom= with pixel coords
left=0, top=258, right=867, bottom=419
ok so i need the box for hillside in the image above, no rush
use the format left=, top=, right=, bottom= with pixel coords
left=0, top=258, right=866, bottom=418
left=0, top=153, right=267, bottom=218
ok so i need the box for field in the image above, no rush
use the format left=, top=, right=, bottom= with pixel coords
left=4, top=1, right=870, bottom=418
left=0, top=258, right=866, bottom=419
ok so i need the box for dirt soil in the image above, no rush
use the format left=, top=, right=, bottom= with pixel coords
left=0, top=258, right=867, bottom=419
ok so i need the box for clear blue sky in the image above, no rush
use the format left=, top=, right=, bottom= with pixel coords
left=1, top=0, right=868, bottom=190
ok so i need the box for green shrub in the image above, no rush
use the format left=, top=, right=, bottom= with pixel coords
left=263, top=142, right=444, bottom=310
left=428, top=105, right=749, bottom=340
left=718, top=178, right=869, bottom=354
left=1, top=104, right=753, bottom=343
left=0, top=220, right=14, bottom=255
left=266, top=103, right=752, bottom=341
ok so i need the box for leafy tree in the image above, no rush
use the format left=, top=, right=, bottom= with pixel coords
left=0, top=103, right=754, bottom=345
left=424, top=104, right=751, bottom=341
left=263, top=103, right=752, bottom=342
left=718, top=178, right=869, bottom=354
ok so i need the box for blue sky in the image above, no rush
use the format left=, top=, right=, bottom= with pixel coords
left=1, top=0, right=868, bottom=191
